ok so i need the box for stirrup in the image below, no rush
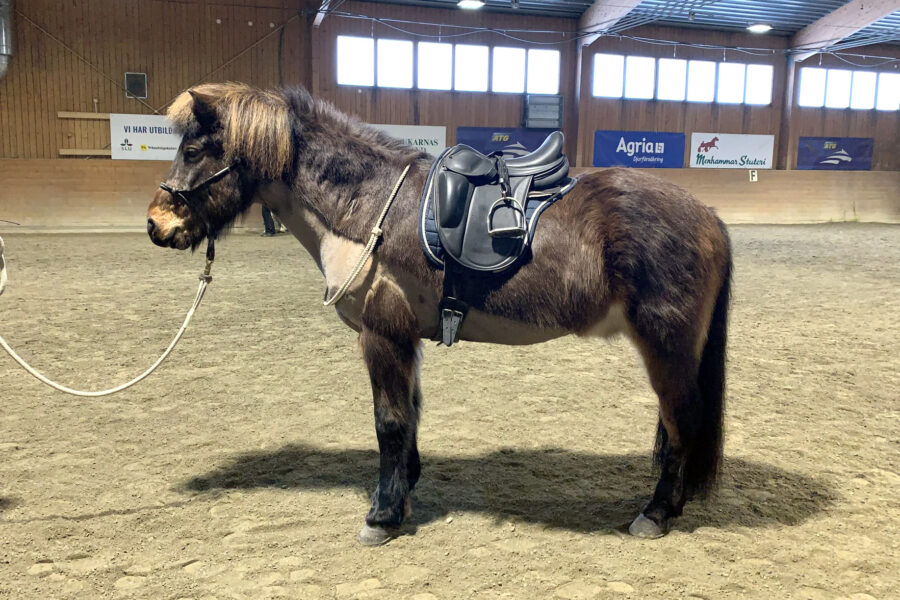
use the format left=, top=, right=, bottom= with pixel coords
left=487, top=196, right=527, bottom=239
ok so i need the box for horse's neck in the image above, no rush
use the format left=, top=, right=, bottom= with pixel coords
left=255, top=180, right=374, bottom=293
left=255, top=181, right=326, bottom=271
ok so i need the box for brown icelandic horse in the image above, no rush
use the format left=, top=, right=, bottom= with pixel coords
left=147, top=83, right=732, bottom=545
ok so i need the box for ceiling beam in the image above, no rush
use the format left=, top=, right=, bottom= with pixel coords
left=313, top=0, right=331, bottom=28
left=578, top=0, right=643, bottom=46
left=792, top=0, right=897, bottom=61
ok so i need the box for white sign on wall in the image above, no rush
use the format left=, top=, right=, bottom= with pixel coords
left=689, top=133, right=774, bottom=169
left=371, top=124, right=446, bottom=157
left=109, top=114, right=182, bottom=160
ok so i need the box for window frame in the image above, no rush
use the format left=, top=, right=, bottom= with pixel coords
left=336, top=35, right=375, bottom=87
left=526, top=48, right=561, bottom=95
left=591, top=52, right=775, bottom=106
left=592, top=53, right=626, bottom=98
left=417, top=41, right=454, bottom=91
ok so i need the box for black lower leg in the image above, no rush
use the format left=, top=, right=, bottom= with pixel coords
left=367, top=415, right=416, bottom=527
left=643, top=428, right=689, bottom=526
left=360, top=278, right=422, bottom=530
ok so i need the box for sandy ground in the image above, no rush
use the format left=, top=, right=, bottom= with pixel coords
left=0, top=224, right=897, bottom=600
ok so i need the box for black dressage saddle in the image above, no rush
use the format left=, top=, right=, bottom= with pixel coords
left=419, top=131, right=577, bottom=345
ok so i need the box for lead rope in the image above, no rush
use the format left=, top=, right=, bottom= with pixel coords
left=0, top=234, right=215, bottom=397
left=323, top=164, right=411, bottom=307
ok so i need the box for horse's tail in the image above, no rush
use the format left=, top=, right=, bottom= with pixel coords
left=686, top=220, right=731, bottom=496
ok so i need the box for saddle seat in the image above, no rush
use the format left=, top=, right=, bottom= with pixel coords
left=418, top=131, right=578, bottom=345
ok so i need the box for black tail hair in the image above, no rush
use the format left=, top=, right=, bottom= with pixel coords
left=655, top=221, right=732, bottom=497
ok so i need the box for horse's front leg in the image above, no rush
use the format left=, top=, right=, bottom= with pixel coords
left=357, top=278, right=422, bottom=546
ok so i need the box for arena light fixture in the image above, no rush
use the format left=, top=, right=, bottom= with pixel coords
left=747, top=23, right=772, bottom=34
left=458, top=0, right=485, bottom=9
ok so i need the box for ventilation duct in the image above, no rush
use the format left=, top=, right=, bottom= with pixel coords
left=0, top=0, right=11, bottom=80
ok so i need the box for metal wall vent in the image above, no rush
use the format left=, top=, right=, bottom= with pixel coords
left=124, top=72, right=147, bottom=99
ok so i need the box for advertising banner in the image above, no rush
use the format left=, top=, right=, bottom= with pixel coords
left=456, top=127, right=557, bottom=158
left=593, top=130, right=685, bottom=168
left=109, top=114, right=181, bottom=160
left=371, top=124, right=446, bottom=157
left=689, top=133, right=774, bottom=169
left=797, top=137, right=873, bottom=171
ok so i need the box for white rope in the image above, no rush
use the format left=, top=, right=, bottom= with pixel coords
left=0, top=234, right=213, bottom=397
left=323, top=164, right=411, bottom=307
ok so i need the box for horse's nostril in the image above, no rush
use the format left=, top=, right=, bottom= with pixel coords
left=147, top=218, right=158, bottom=236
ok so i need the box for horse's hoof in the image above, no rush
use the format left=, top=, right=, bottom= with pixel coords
left=628, top=514, right=666, bottom=539
left=357, top=524, right=395, bottom=546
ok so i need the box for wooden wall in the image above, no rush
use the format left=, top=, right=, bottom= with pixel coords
left=0, top=0, right=897, bottom=171
left=2, top=159, right=896, bottom=227
left=0, top=0, right=310, bottom=159
left=309, top=1, right=579, bottom=158
left=784, top=48, right=900, bottom=171
left=576, top=27, right=790, bottom=169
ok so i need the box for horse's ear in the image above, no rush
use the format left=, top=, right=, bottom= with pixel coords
left=188, top=90, right=219, bottom=129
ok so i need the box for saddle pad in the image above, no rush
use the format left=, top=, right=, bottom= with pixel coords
left=418, top=151, right=576, bottom=272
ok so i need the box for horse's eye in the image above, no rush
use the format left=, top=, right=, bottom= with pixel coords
left=184, top=147, right=201, bottom=160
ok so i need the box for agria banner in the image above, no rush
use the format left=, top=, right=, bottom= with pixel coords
left=456, top=127, right=558, bottom=158
left=690, top=133, right=774, bottom=169
left=797, top=137, right=873, bottom=171
left=593, top=130, right=685, bottom=168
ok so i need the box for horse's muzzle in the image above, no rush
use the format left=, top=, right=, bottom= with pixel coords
left=147, top=190, right=192, bottom=249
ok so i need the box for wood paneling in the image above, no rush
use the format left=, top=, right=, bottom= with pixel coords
left=2, top=160, right=896, bottom=227
left=0, top=0, right=310, bottom=159
left=576, top=26, right=789, bottom=168
left=786, top=47, right=900, bottom=171
left=571, top=167, right=900, bottom=224
left=312, top=1, right=580, bottom=158
left=0, top=0, right=897, bottom=172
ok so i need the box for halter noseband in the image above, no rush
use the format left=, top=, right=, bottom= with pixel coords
left=159, top=164, right=236, bottom=209
left=158, top=163, right=236, bottom=264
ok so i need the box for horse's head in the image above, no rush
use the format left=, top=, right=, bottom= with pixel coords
left=148, top=84, right=293, bottom=250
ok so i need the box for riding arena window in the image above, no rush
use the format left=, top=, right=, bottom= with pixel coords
left=335, top=35, right=561, bottom=95
left=592, top=52, right=775, bottom=106
left=798, top=67, right=900, bottom=111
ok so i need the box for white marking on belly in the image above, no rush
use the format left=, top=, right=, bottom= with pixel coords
left=581, top=303, right=627, bottom=339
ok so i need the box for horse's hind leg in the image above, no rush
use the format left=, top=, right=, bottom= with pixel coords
left=629, top=350, right=703, bottom=538
left=357, top=278, right=422, bottom=546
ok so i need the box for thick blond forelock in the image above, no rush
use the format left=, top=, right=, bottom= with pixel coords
left=167, top=83, right=293, bottom=180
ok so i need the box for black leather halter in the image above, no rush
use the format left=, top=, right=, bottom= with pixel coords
left=158, top=163, right=236, bottom=262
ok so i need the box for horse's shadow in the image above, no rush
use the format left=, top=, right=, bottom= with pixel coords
left=180, top=444, right=835, bottom=533
left=0, top=497, right=17, bottom=513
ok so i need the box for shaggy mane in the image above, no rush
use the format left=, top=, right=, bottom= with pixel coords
left=168, top=82, right=293, bottom=180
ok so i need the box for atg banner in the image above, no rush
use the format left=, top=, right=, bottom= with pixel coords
left=797, top=137, right=873, bottom=171
left=690, top=133, right=774, bottom=169
left=593, top=130, right=685, bottom=168
left=371, top=124, right=446, bottom=157
left=109, top=114, right=181, bottom=160
left=456, top=127, right=557, bottom=158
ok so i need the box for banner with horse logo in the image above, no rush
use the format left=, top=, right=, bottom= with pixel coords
left=456, top=127, right=558, bottom=158
left=593, top=130, right=685, bottom=168
left=109, top=114, right=182, bottom=160
left=689, top=133, right=774, bottom=169
left=797, top=137, right=874, bottom=171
